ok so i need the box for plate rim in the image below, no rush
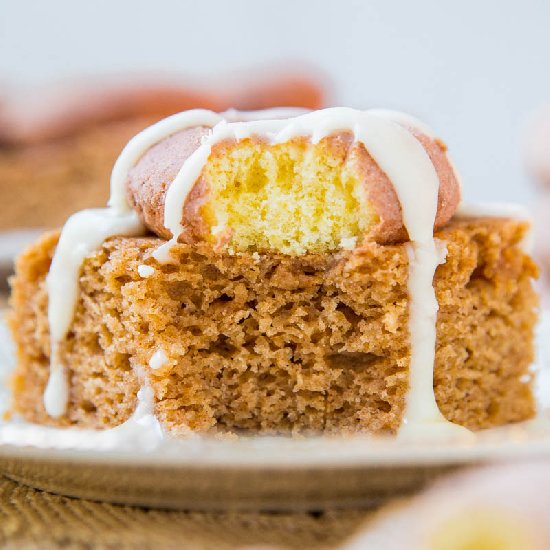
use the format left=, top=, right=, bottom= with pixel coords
left=2, top=422, right=550, bottom=470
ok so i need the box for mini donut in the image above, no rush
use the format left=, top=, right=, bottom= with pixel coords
left=125, top=120, right=461, bottom=249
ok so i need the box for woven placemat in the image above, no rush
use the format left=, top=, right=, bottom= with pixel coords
left=0, top=292, right=372, bottom=549
left=0, top=476, right=373, bottom=550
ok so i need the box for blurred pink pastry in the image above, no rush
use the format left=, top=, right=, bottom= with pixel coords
left=525, top=104, right=550, bottom=188
left=524, top=104, right=550, bottom=299
left=0, top=68, right=329, bottom=230
left=345, top=462, right=550, bottom=549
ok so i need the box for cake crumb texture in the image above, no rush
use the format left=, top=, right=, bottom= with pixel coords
left=201, top=135, right=372, bottom=255
left=8, top=218, right=538, bottom=434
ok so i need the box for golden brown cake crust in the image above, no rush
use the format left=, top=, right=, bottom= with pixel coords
left=124, top=128, right=461, bottom=245
left=8, top=217, right=538, bottom=434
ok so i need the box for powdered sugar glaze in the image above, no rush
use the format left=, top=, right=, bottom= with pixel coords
left=43, top=106, right=514, bottom=439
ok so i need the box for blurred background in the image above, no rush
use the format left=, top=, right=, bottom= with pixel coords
left=2, top=0, right=550, bottom=203
left=2, top=0, right=550, bottom=288
left=2, top=4, right=550, bottom=547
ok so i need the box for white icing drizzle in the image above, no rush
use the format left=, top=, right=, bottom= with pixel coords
left=104, top=365, right=163, bottom=444
left=400, top=240, right=448, bottom=432
left=109, top=108, right=305, bottom=212
left=44, top=106, right=482, bottom=438
left=151, top=239, right=176, bottom=264
left=43, top=364, right=68, bottom=419
left=366, top=108, right=436, bottom=137
left=149, top=349, right=169, bottom=370
left=346, top=118, right=452, bottom=433
left=109, top=109, right=224, bottom=212
left=137, top=264, right=155, bottom=278
left=45, top=208, right=145, bottom=417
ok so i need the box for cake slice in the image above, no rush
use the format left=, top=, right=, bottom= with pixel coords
left=7, top=107, right=539, bottom=436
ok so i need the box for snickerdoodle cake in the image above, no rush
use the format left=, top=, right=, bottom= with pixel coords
left=8, top=107, right=539, bottom=436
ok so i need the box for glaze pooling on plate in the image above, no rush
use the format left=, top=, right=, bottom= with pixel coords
left=42, top=106, right=524, bottom=438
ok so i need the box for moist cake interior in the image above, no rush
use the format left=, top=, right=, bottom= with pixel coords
left=202, top=135, right=372, bottom=254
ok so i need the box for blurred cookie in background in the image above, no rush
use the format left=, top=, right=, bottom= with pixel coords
left=0, top=67, right=329, bottom=231
left=525, top=104, right=550, bottom=187
left=524, top=104, right=550, bottom=302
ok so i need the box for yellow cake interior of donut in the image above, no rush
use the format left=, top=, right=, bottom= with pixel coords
left=200, top=136, right=377, bottom=255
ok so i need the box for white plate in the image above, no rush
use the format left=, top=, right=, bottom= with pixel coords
left=0, top=314, right=549, bottom=511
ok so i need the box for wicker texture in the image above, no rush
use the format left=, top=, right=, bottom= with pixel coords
left=0, top=476, right=369, bottom=549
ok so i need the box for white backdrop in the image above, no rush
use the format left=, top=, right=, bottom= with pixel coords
left=2, top=0, right=549, bottom=204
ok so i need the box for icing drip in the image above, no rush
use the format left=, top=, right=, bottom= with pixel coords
left=149, top=349, right=169, bottom=370
left=109, top=108, right=306, bottom=212
left=109, top=109, right=224, bottom=212
left=43, top=362, right=68, bottom=419
left=138, top=264, right=155, bottom=279
left=346, top=117, right=457, bottom=434
left=401, top=241, right=447, bottom=428
left=365, top=108, right=436, bottom=137
left=44, top=106, right=478, bottom=437
left=138, top=264, right=155, bottom=278
left=45, top=208, right=145, bottom=417
left=109, top=366, right=164, bottom=441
